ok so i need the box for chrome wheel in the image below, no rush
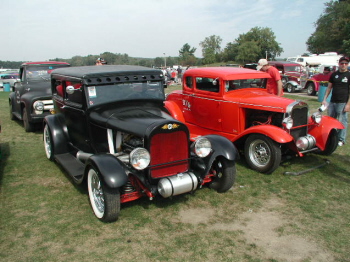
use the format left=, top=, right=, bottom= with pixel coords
left=88, top=169, right=105, bottom=218
left=43, top=124, right=53, bottom=160
left=244, top=134, right=281, bottom=174
left=87, top=166, right=120, bottom=222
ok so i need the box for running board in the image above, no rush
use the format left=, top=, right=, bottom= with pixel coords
left=54, top=153, right=85, bottom=183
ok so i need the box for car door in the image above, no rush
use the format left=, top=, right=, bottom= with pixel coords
left=189, top=76, right=222, bottom=131
left=12, top=67, right=27, bottom=114
left=61, top=81, right=92, bottom=152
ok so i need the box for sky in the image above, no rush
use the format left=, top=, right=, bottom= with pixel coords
left=0, top=0, right=330, bottom=62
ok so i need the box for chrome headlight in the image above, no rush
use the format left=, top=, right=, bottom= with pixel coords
left=33, top=101, right=44, bottom=114
left=312, top=111, right=322, bottom=124
left=194, top=137, right=212, bottom=158
left=282, top=117, right=293, bottom=130
left=130, top=148, right=150, bottom=170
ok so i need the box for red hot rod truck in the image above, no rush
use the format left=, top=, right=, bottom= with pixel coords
left=165, top=67, right=343, bottom=174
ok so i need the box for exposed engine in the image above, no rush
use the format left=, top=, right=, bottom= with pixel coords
left=246, top=109, right=284, bottom=128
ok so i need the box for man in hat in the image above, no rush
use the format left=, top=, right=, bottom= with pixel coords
left=257, top=59, right=283, bottom=96
left=95, top=57, right=107, bottom=66
left=322, top=56, right=350, bottom=146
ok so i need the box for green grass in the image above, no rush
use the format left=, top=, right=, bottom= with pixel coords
left=1, top=89, right=350, bottom=262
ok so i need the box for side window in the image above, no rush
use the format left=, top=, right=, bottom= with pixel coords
left=185, top=76, right=193, bottom=88
left=53, top=80, right=64, bottom=98
left=195, top=77, right=219, bottom=92
left=65, top=81, right=83, bottom=105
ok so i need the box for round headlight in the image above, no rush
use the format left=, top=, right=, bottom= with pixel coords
left=33, top=101, right=44, bottom=111
left=194, top=137, right=212, bottom=158
left=130, top=148, right=150, bottom=170
left=282, top=117, right=293, bottom=130
left=312, top=112, right=322, bottom=124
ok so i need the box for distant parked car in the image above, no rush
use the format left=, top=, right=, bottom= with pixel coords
left=243, top=63, right=258, bottom=70
left=165, top=67, right=343, bottom=174
left=0, top=73, right=19, bottom=88
left=43, top=65, right=238, bottom=222
left=304, top=67, right=333, bottom=96
left=9, top=61, right=70, bottom=132
left=268, top=61, right=306, bottom=93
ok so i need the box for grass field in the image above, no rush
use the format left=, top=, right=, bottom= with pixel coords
left=0, top=88, right=349, bottom=262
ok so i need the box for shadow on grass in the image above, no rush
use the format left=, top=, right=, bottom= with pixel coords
left=0, top=142, right=10, bottom=189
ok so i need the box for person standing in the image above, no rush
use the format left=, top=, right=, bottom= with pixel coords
left=322, top=56, right=350, bottom=146
left=257, top=59, right=283, bottom=96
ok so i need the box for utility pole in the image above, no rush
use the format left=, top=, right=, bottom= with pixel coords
left=163, top=53, right=166, bottom=68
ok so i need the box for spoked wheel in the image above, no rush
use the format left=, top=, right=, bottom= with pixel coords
left=87, top=166, right=120, bottom=222
left=209, top=157, right=236, bottom=193
left=43, top=124, right=54, bottom=160
left=244, top=134, right=281, bottom=174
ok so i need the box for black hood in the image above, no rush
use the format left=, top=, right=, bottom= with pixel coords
left=89, top=105, right=179, bottom=137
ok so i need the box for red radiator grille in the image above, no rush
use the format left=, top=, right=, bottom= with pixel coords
left=150, top=131, right=189, bottom=178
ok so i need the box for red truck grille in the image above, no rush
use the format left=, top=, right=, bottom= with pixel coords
left=149, top=131, right=189, bottom=178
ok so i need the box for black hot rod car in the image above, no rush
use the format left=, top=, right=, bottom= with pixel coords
left=43, top=65, right=238, bottom=222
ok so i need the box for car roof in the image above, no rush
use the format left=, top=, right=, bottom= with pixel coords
left=21, top=61, right=70, bottom=66
left=51, top=65, right=162, bottom=78
left=184, top=67, right=271, bottom=79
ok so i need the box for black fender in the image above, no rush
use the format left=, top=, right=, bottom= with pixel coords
left=44, top=114, right=69, bottom=155
left=85, top=154, right=128, bottom=189
left=190, top=134, right=239, bottom=177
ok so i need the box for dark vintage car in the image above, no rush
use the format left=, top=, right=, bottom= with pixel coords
left=268, top=61, right=306, bottom=93
left=9, top=61, right=70, bottom=132
left=165, top=67, right=343, bottom=174
left=43, top=65, right=238, bottom=222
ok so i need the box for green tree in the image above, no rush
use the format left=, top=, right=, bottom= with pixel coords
left=199, top=35, right=222, bottom=64
left=224, top=27, right=283, bottom=63
left=307, top=0, right=350, bottom=54
left=179, top=43, right=197, bottom=66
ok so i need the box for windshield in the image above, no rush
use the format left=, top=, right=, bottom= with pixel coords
left=225, top=78, right=266, bottom=92
left=86, top=81, right=165, bottom=107
left=284, top=66, right=301, bottom=72
left=26, top=65, right=67, bottom=81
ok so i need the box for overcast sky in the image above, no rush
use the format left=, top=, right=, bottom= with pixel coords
left=0, top=0, right=329, bottom=62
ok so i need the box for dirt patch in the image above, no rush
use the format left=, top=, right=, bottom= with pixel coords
left=178, top=198, right=334, bottom=262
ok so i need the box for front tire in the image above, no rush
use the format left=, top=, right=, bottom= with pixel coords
left=9, top=101, right=16, bottom=120
left=23, top=107, right=34, bottom=132
left=244, top=134, right=281, bottom=174
left=208, top=157, right=236, bottom=193
left=318, top=129, right=338, bottom=155
left=286, top=83, right=295, bottom=93
left=306, top=83, right=316, bottom=96
left=43, top=124, right=54, bottom=160
left=87, top=166, right=120, bottom=222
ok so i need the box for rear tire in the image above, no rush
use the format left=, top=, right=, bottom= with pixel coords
left=43, top=124, right=54, bottom=160
left=87, top=166, right=120, bottom=222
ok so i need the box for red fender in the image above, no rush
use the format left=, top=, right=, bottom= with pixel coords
left=164, top=100, right=185, bottom=123
left=234, top=125, right=294, bottom=144
left=308, top=116, right=344, bottom=150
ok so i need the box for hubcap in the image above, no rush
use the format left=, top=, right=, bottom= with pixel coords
left=249, top=139, right=271, bottom=167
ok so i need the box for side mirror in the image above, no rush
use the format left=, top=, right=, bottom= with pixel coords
left=66, top=85, right=75, bottom=94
